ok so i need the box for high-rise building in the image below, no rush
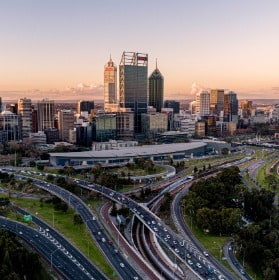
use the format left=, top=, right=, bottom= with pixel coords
left=240, top=99, right=253, bottom=118
left=210, top=89, right=224, bottom=115
left=37, top=99, right=55, bottom=131
left=18, top=98, right=32, bottom=138
left=116, top=110, right=134, bottom=139
left=196, top=91, right=210, bottom=116
left=149, top=61, right=164, bottom=112
left=119, top=52, right=148, bottom=133
left=92, top=113, right=117, bottom=142
left=104, top=56, right=118, bottom=112
left=58, top=110, right=75, bottom=142
left=141, top=112, right=168, bottom=138
left=0, top=111, right=21, bottom=143
left=224, top=91, right=238, bottom=122
left=6, top=103, right=18, bottom=114
left=77, top=100, right=94, bottom=115
left=164, top=100, right=180, bottom=114
left=0, top=97, right=2, bottom=113
left=31, top=107, right=38, bottom=133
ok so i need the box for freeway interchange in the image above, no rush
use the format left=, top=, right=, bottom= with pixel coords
left=0, top=159, right=252, bottom=280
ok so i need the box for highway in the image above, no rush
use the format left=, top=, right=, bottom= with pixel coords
left=14, top=206, right=107, bottom=280
left=0, top=169, right=142, bottom=280
left=1, top=160, right=251, bottom=280
left=0, top=217, right=98, bottom=280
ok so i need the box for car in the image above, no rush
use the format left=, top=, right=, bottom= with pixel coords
left=218, top=275, right=225, bottom=280
left=98, top=231, right=101, bottom=235
left=92, top=216, right=96, bottom=220
left=240, top=269, right=245, bottom=275
left=101, top=238, right=106, bottom=242
left=174, top=248, right=179, bottom=253
left=228, top=246, right=232, bottom=251
left=163, top=227, right=168, bottom=232
left=151, top=220, right=156, bottom=224
left=180, top=241, right=185, bottom=246
left=133, top=277, right=139, bottom=280
left=166, top=235, right=170, bottom=239
left=147, top=221, right=151, bottom=225
left=203, top=251, right=209, bottom=257
left=114, top=249, right=118, bottom=254
left=196, top=262, right=202, bottom=268
left=109, top=192, right=114, bottom=196
left=164, top=238, right=168, bottom=242
left=119, top=263, right=125, bottom=268
left=19, top=231, right=23, bottom=235
left=173, top=240, right=177, bottom=244
left=187, top=260, right=193, bottom=265
left=154, top=227, right=158, bottom=232
left=186, top=253, right=191, bottom=259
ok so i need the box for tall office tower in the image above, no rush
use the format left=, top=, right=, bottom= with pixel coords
left=149, top=60, right=164, bottom=112
left=164, top=100, right=180, bottom=114
left=18, top=98, right=32, bottom=138
left=0, top=97, right=2, bottom=113
left=58, top=110, right=75, bottom=142
left=210, top=89, right=224, bottom=115
left=31, top=107, right=38, bottom=132
left=196, top=91, right=210, bottom=116
left=240, top=99, right=253, bottom=118
left=37, top=99, right=55, bottom=131
left=104, top=56, right=118, bottom=112
left=0, top=111, right=21, bottom=142
left=6, top=103, right=18, bottom=114
left=77, top=100, right=94, bottom=115
left=224, top=91, right=238, bottom=122
left=119, top=52, right=148, bottom=133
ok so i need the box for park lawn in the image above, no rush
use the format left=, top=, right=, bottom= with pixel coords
left=256, top=163, right=269, bottom=189
left=0, top=194, right=116, bottom=279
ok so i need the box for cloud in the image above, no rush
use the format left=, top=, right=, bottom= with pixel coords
left=190, top=82, right=204, bottom=96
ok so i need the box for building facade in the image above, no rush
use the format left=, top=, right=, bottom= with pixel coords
left=37, top=99, right=55, bottom=131
left=148, top=62, right=164, bottom=112
left=18, top=98, right=32, bottom=138
left=164, top=100, right=180, bottom=114
left=210, top=89, right=224, bottom=115
left=141, top=112, right=168, bottom=137
left=77, top=100, right=94, bottom=115
left=0, top=111, right=21, bottom=143
left=224, top=91, right=238, bottom=122
left=196, top=91, right=210, bottom=116
left=58, top=110, right=75, bottom=142
left=119, top=52, right=148, bottom=133
left=116, top=110, right=134, bottom=139
left=104, top=56, right=118, bottom=112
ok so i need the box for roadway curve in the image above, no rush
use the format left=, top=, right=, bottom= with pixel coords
left=0, top=217, right=97, bottom=280
left=14, top=206, right=107, bottom=280
left=6, top=172, right=142, bottom=280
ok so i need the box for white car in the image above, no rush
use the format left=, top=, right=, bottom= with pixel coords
left=196, top=262, right=202, bottom=268
left=120, top=263, right=125, bottom=268
left=203, top=251, right=209, bottom=257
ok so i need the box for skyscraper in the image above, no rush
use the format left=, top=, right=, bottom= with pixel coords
left=119, top=52, right=148, bottom=133
left=240, top=99, right=253, bottom=118
left=58, top=110, right=75, bottom=141
left=196, top=91, right=210, bottom=117
left=37, top=99, right=55, bottom=131
left=224, top=91, right=238, bottom=122
left=18, top=98, right=32, bottom=138
left=104, top=56, right=118, bottom=112
left=149, top=60, right=164, bottom=112
left=210, top=89, right=224, bottom=115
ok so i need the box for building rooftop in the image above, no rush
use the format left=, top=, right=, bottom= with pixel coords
left=49, top=142, right=206, bottom=159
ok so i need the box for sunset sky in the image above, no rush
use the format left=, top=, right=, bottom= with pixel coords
left=1, top=0, right=279, bottom=100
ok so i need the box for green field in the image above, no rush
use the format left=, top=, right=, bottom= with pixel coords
left=112, top=165, right=166, bottom=176
left=0, top=194, right=116, bottom=279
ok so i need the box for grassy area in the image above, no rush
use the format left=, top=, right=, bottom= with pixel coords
left=112, top=165, right=166, bottom=176
left=0, top=194, right=116, bottom=279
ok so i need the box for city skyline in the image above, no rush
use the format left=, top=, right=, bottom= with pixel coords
left=1, top=0, right=279, bottom=100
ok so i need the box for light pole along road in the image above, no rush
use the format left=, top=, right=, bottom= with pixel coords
left=0, top=169, right=142, bottom=280
left=0, top=217, right=100, bottom=280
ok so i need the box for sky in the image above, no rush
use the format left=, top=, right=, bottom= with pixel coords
left=1, top=0, right=279, bottom=101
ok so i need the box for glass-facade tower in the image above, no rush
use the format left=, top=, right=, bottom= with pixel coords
left=149, top=62, right=164, bottom=112
left=119, top=52, right=148, bottom=133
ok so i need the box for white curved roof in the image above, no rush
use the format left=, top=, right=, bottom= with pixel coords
left=50, top=142, right=206, bottom=159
